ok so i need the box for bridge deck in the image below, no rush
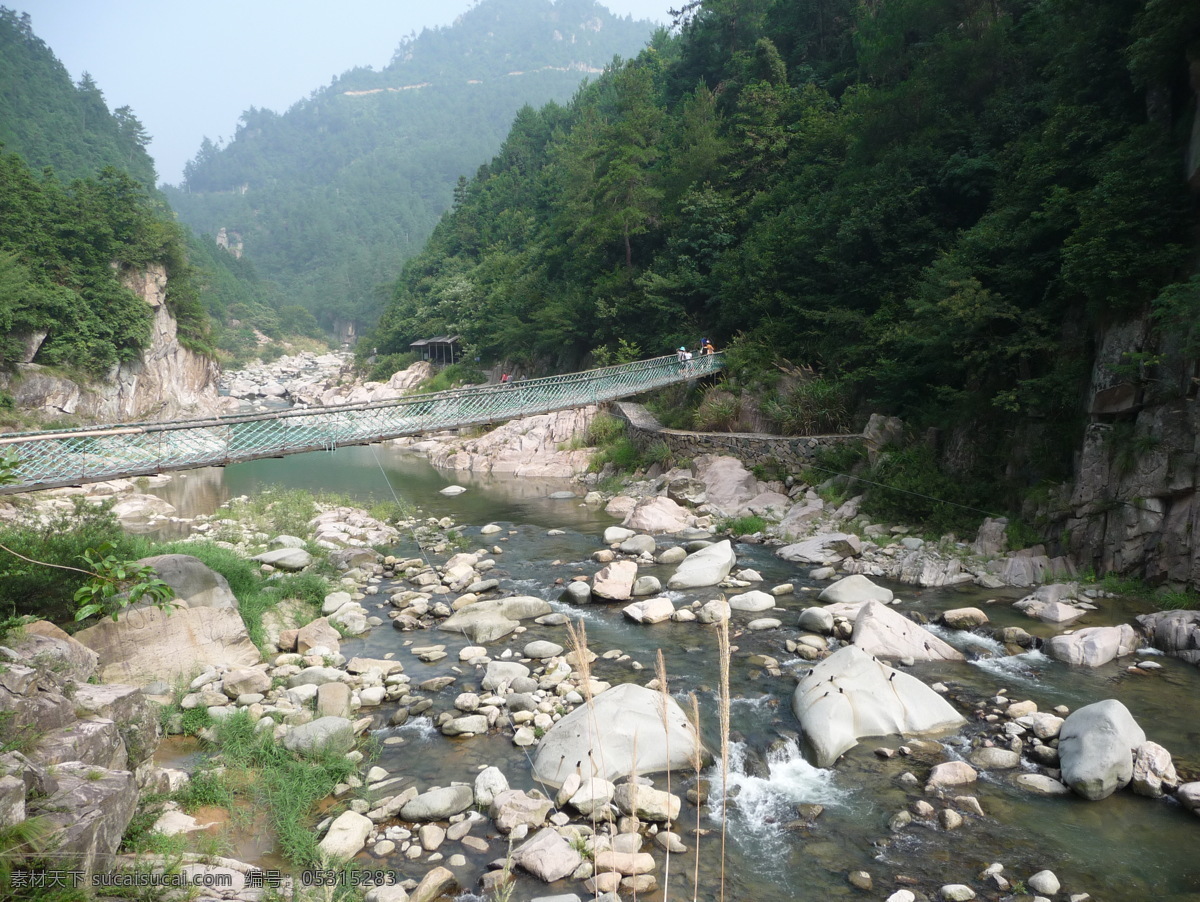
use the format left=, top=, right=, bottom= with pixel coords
left=0, top=353, right=723, bottom=494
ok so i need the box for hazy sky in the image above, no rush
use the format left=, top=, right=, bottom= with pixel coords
left=18, top=0, right=676, bottom=185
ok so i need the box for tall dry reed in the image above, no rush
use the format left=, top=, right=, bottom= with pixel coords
left=655, top=648, right=673, bottom=902
left=716, top=614, right=732, bottom=902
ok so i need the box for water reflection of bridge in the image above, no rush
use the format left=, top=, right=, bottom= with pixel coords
left=0, top=353, right=723, bottom=494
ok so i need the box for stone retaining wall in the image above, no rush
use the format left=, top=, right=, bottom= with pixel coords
left=611, top=401, right=863, bottom=472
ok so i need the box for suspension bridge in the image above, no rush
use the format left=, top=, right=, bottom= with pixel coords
left=0, top=352, right=724, bottom=494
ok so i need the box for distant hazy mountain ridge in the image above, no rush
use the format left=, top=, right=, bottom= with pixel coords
left=164, top=0, right=656, bottom=335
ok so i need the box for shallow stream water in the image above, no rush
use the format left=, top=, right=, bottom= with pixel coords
left=151, top=446, right=1200, bottom=901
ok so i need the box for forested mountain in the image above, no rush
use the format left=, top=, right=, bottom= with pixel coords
left=0, top=8, right=215, bottom=380
left=372, top=0, right=1200, bottom=512
left=0, top=8, right=157, bottom=187
left=164, top=0, right=658, bottom=337
left=0, top=7, right=328, bottom=370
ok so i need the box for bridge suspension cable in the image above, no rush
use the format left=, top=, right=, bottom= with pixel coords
left=0, top=352, right=724, bottom=494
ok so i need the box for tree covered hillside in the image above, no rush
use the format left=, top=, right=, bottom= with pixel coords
left=371, top=0, right=1200, bottom=507
left=0, top=8, right=157, bottom=187
left=164, top=0, right=658, bottom=337
left=0, top=8, right=217, bottom=384
left=0, top=7, right=331, bottom=374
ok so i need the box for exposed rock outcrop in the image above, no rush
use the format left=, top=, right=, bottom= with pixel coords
left=2, top=264, right=219, bottom=421
left=1057, top=317, right=1200, bottom=589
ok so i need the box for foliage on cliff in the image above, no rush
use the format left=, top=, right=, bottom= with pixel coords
left=371, top=0, right=1200, bottom=495
left=163, top=0, right=658, bottom=336
left=0, top=6, right=317, bottom=371
left=0, top=153, right=211, bottom=374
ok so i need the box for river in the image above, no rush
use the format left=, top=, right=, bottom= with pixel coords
left=150, top=444, right=1200, bottom=902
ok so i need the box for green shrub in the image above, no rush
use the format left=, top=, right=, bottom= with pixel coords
left=762, top=376, right=850, bottom=435
left=585, top=412, right=626, bottom=446
left=858, top=443, right=994, bottom=536
left=641, top=439, right=672, bottom=467
left=694, top=387, right=740, bottom=431
left=421, top=362, right=487, bottom=393
left=365, top=351, right=419, bottom=382
left=590, top=437, right=641, bottom=473
left=0, top=500, right=151, bottom=625
left=800, top=441, right=867, bottom=485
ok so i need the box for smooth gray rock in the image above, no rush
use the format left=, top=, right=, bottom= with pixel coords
left=777, top=533, right=862, bottom=564
left=251, top=547, right=314, bottom=571
left=318, top=810, right=373, bottom=860
left=852, top=601, right=964, bottom=662
left=512, top=827, right=583, bottom=883
left=282, top=716, right=355, bottom=756
left=818, top=574, right=893, bottom=605
left=524, top=640, right=564, bottom=659
left=728, top=590, right=775, bottom=613
left=400, top=784, right=474, bottom=821
left=136, top=554, right=238, bottom=609
left=474, top=766, right=509, bottom=807
left=667, top=539, right=736, bottom=589
left=1135, top=609, right=1200, bottom=664
left=631, top=575, right=662, bottom=596
left=1058, top=699, right=1146, bottom=800
left=1046, top=624, right=1139, bottom=667
left=798, top=607, right=834, bottom=633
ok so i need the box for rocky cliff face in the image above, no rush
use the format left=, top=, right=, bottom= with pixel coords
left=1056, top=320, right=1200, bottom=589
left=4, top=264, right=220, bottom=422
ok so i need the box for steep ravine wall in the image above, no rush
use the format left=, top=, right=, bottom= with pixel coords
left=1055, top=321, right=1200, bottom=589
left=3, top=264, right=220, bottom=422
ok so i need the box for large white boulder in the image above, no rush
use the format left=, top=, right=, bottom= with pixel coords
left=622, top=496, right=694, bottom=533
left=1045, top=624, right=1139, bottom=667
left=318, top=811, right=373, bottom=860
left=728, top=590, right=775, bottom=613
left=851, top=601, right=964, bottom=662
left=592, top=560, right=638, bottom=601
left=1135, top=610, right=1200, bottom=665
left=623, top=597, right=676, bottom=624
left=75, top=603, right=260, bottom=685
left=791, top=646, right=965, bottom=766
left=667, top=540, right=736, bottom=589
left=692, top=455, right=759, bottom=517
left=531, top=683, right=701, bottom=787
left=1058, top=699, right=1147, bottom=800
left=818, top=574, right=893, bottom=605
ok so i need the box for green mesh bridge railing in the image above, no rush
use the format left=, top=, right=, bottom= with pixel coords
left=0, top=352, right=724, bottom=494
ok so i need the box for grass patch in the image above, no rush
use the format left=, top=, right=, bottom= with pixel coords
left=585, top=412, right=626, bottom=446
left=209, top=488, right=319, bottom=539
left=1093, top=573, right=1200, bottom=610
left=719, top=515, right=768, bottom=535
left=206, top=711, right=358, bottom=868
left=761, top=375, right=850, bottom=435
